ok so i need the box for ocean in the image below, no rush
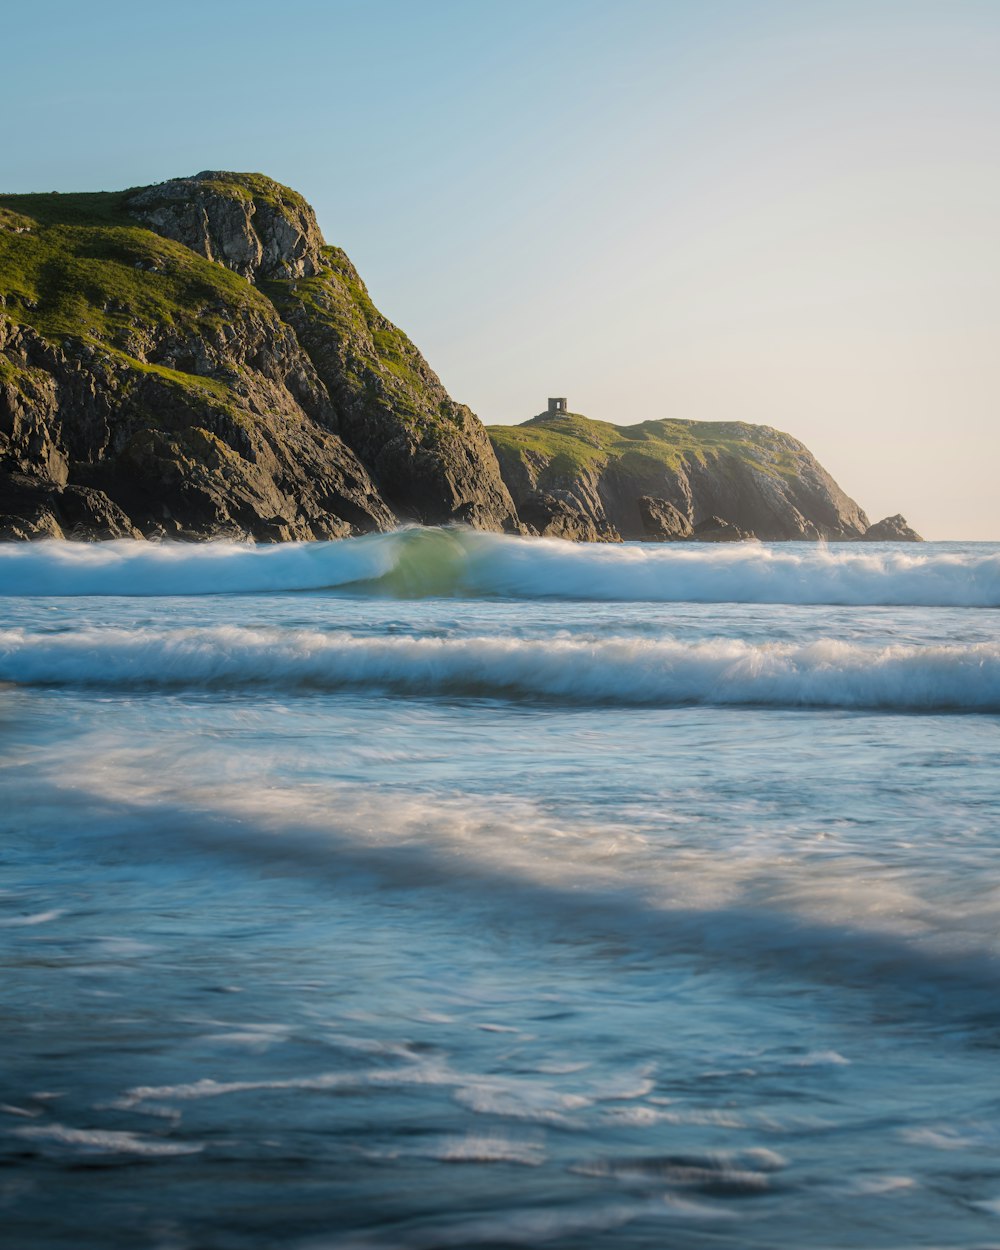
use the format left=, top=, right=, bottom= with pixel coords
left=2, top=529, right=999, bottom=1249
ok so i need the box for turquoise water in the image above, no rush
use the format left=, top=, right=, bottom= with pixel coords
left=2, top=532, right=999, bottom=1248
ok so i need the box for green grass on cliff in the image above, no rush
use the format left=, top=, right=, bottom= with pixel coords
left=261, top=245, right=446, bottom=430
left=487, top=412, right=810, bottom=486
left=0, top=187, right=280, bottom=422
left=0, top=191, right=272, bottom=346
left=2, top=178, right=462, bottom=442
left=130, top=171, right=312, bottom=219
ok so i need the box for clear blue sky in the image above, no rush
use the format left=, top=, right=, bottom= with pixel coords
left=5, top=0, right=999, bottom=537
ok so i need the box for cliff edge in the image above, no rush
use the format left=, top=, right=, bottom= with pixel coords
left=0, top=172, right=517, bottom=540
left=0, top=173, right=918, bottom=543
left=489, top=410, right=920, bottom=542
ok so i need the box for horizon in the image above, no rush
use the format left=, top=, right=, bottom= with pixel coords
left=4, top=0, right=999, bottom=540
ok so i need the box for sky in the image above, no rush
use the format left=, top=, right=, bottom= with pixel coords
left=4, top=0, right=999, bottom=538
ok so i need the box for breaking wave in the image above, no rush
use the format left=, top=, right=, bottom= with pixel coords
left=2, top=627, right=998, bottom=711
left=0, top=528, right=997, bottom=606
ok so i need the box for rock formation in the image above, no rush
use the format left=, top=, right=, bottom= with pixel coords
left=860, top=514, right=923, bottom=542
left=488, top=411, right=871, bottom=542
left=0, top=172, right=517, bottom=540
left=638, top=496, right=693, bottom=540
left=0, top=173, right=919, bottom=544
left=691, top=515, right=756, bottom=542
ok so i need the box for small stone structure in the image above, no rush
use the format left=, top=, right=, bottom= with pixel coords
left=547, top=397, right=568, bottom=415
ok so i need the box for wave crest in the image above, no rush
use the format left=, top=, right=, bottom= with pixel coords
left=0, top=529, right=996, bottom=606
left=2, top=627, right=997, bottom=711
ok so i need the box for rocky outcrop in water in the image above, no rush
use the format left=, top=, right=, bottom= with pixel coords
left=860, top=514, right=923, bottom=542
left=691, top=515, right=756, bottom=542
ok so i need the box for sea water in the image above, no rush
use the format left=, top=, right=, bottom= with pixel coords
left=1, top=529, right=999, bottom=1249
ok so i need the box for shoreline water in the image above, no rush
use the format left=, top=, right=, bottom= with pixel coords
left=2, top=536, right=998, bottom=1248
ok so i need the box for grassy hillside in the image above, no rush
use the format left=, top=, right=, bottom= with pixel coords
left=488, top=411, right=812, bottom=485
left=0, top=192, right=270, bottom=342
left=0, top=189, right=275, bottom=420
left=487, top=410, right=869, bottom=541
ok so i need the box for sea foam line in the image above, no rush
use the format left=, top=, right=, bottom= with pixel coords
left=0, top=528, right=996, bottom=606
left=28, top=757, right=1000, bottom=1013
left=1, top=627, right=997, bottom=710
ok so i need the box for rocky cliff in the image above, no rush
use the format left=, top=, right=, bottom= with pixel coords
left=0, top=172, right=517, bottom=540
left=0, top=172, right=917, bottom=544
left=488, top=411, right=919, bottom=542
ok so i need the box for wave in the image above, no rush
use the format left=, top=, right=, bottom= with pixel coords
left=2, top=626, right=998, bottom=710
left=0, top=528, right=997, bottom=606
left=24, top=753, right=1000, bottom=1013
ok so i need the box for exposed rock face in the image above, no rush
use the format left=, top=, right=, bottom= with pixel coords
left=127, top=172, right=325, bottom=281
left=0, top=172, right=517, bottom=540
left=691, top=515, right=755, bottom=543
left=517, top=491, right=609, bottom=543
left=860, top=514, right=923, bottom=542
left=638, top=496, right=692, bottom=540
left=489, top=412, right=872, bottom=543
left=0, top=301, right=392, bottom=541
left=267, top=248, right=518, bottom=532
left=0, top=473, right=141, bottom=541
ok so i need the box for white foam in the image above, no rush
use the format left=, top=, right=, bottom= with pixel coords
left=0, top=1104, right=42, bottom=1119
left=901, top=1124, right=1000, bottom=1150
left=2, top=625, right=998, bottom=712
left=452, top=1083, right=591, bottom=1127
left=429, top=1134, right=545, bottom=1166
left=1, top=529, right=997, bottom=606
left=791, top=1050, right=851, bottom=1067
left=839, top=1175, right=917, bottom=1196
left=0, top=909, right=64, bottom=927
left=0, top=533, right=395, bottom=597
left=14, top=1123, right=202, bottom=1156
left=26, top=733, right=999, bottom=1011
left=116, top=1060, right=461, bottom=1108
left=576, top=1152, right=780, bottom=1193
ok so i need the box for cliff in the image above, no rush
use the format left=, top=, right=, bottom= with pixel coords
left=488, top=411, right=915, bottom=542
left=0, top=172, right=517, bottom=540
left=0, top=172, right=917, bottom=544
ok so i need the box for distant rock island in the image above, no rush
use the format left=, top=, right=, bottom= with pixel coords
left=0, top=172, right=919, bottom=543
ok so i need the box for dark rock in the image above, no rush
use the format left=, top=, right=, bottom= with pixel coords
left=0, top=473, right=139, bottom=541
left=0, top=317, right=396, bottom=542
left=270, top=247, right=518, bottom=533
left=691, top=515, right=756, bottom=542
left=638, top=495, right=692, bottom=540
left=860, top=514, right=923, bottom=542
left=56, top=486, right=141, bottom=540
left=518, top=491, right=607, bottom=542
left=0, top=473, right=65, bottom=539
